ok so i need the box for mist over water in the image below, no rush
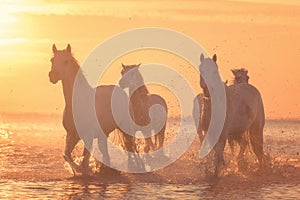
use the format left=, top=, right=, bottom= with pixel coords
left=0, top=113, right=299, bottom=199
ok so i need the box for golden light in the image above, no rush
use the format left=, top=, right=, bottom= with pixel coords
left=0, top=2, right=19, bottom=45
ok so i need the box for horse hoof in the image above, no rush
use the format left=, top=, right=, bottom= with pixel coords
left=204, top=174, right=219, bottom=184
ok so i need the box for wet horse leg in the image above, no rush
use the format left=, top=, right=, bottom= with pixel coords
left=197, top=128, right=205, bottom=144
left=63, top=131, right=80, bottom=174
left=249, top=122, right=267, bottom=168
left=97, top=135, right=111, bottom=170
left=237, top=132, right=248, bottom=170
left=155, top=125, right=166, bottom=150
left=144, top=133, right=154, bottom=153
left=193, top=95, right=204, bottom=143
left=213, top=133, right=227, bottom=178
left=124, top=134, right=145, bottom=171
left=80, top=140, right=92, bottom=176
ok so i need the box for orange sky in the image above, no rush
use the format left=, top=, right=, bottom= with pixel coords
left=0, top=0, right=299, bottom=119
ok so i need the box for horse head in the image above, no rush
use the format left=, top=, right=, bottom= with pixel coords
left=199, top=54, right=218, bottom=97
left=49, top=44, right=79, bottom=84
left=231, top=68, right=249, bottom=84
left=119, top=63, right=142, bottom=89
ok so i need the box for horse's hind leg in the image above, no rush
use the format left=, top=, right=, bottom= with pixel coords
left=144, top=137, right=153, bottom=153
left=78, top=148, right=91, bottom=176
left=155, top=125, right=166, bottom=150
left=249, top=123, right=266, bottom=167
left=80, top=141, right=92, bottom=176
left=98, top=136, right=110, bottom=167
left=237, top=132, right=248, bottom=170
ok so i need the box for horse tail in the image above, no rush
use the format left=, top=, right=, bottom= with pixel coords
left=249, top=93, right=266, bottom=164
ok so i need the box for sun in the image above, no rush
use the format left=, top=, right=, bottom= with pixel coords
left=0, top=3, right=18, bottom=40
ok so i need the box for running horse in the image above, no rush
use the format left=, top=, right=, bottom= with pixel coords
left=227, top=68, right=251, bottom=157
left=49, top=44, right=133, bottom=175
left=194, top=54, right=267, bottom=178
left=119, top=64, right=167, bottom=153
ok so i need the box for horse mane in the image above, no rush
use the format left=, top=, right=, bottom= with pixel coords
left=67, top=54, right=92, bottom=91
left=136, top=85, right=149, bottom=96
left=134, top=72, right=149, bottom=96
left=231, top=68, right=249, bottom=84
left=70, top=54, right=80, bottom=70
left=123, top=65, right=150, bottom=96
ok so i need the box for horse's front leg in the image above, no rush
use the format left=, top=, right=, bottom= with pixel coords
left=80, top=147, right=91, bottom=176
left=213, top=134, right=227, bottom=178
left=97, top=136, right=112, bottom=173
left=63, top=131, right=80, bottom=174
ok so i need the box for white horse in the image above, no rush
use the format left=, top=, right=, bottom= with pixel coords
left=49, top=44, right=134, bottom=176
left=196, top=54, right=267, bottom=178
left=119, top=64, right=167, bottom=153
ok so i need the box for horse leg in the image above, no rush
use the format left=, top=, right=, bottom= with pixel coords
left=213, top=134, right=227, bottom=178
left=122, top=133, right=145, bottom=171
left=64, top=131, right=79, bottom=160
left=80, top=147, right=91, bottom=176
left=63, top=131, right=80, bottom=175
left=197, top=128, right=205, bottom=144
left=123, top=133, right=136, bottom=153
left=79, top=137, right=94, bottom=176
left=155, top=125, right=166, bottom=150
left=237, top=132, right=248, bottom=170
left=98, top=135, right=111, bottom=169
left=193, top=95, right=204, bottom=143
left=144, top=133, right=153, bottom=153
left=249, top=123, right=266, bottom=168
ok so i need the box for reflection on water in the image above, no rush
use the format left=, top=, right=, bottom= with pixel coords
left=0, top=114, right=299, bottom=199
left=0, top=180, right=299, bottom=199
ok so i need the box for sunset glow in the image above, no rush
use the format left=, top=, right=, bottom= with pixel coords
left=0, top=0, right=299, bottom=119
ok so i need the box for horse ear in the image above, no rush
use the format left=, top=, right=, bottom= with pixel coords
left=52, top=44, right=57, bottom=54
left=137, top=63, right=141, bottom=67
left=122, top=63, right=125, bottom=68
left=66, top=44, right=71, bottom=53
left=200, top=54, right=204, bottom=62
left=212, top=54, right=217, bottom=62
left=231, top=69, right=235, bottom=75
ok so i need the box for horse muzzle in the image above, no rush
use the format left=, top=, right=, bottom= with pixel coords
left=118, top=79, right=127, bottom=89
left=49, top=71, right=60, bottom=84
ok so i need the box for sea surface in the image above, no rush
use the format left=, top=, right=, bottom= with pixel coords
left=0, top=113, right=299, bottom=199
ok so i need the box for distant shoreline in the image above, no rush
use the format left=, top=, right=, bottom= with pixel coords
left=0, top=112, right=299, bottom=123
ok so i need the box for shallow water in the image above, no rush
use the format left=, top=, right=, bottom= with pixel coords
left=1, top=180, right=300, bottom=199
left=0, top=113, right=299, bottom=199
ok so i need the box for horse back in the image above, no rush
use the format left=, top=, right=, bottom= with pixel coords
left=148, top=94, right=168, bottom=111
left=227, top=83, right=265, bottom=132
